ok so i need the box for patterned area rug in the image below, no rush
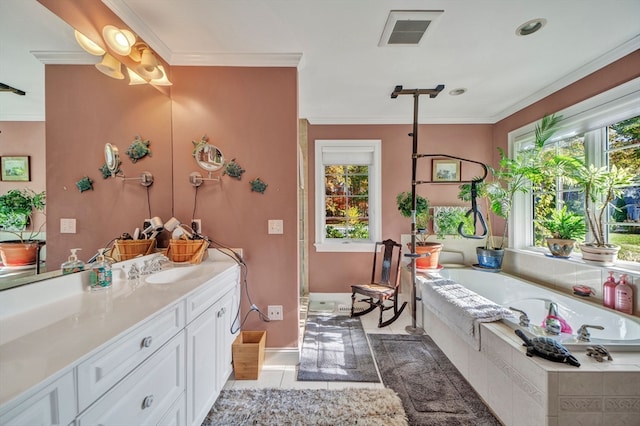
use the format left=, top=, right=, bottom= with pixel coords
left=369, top=334, right=501, bottom=426
left=297, top=314, right=380, bottom=382
left=203, top=388, right=407, bottom=425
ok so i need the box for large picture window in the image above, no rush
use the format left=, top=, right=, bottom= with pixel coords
left=314, top=140, right=381, bottom=252
left=510, top=79, right=640, bottom=267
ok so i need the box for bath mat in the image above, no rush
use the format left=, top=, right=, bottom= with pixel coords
left=369, top=334, right=501, bottom=426
left=202, top=388, right=407, bottom=425
left=297, top=314, right=380, bottom=382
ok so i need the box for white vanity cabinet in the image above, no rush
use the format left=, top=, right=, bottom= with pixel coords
left=0, top=371, right=75, bottom=426
left=0, top=255, right=241, bottom=426
left=185, top=266, right=240, bottom=426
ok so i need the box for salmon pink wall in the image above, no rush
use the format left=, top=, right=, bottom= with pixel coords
left=306, top=124, right=493, bottom=293
left=45, top=65, right=173, bottom=268
left=0, top=122, right=46, bottom=233
left=170, top=66, right=300, bottom=348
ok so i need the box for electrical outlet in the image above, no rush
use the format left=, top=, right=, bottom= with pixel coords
left=191, top=219, right=201, bottom=234
left=267, top=305, right=283, bottom=321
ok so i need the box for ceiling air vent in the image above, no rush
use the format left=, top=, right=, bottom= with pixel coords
left=379, top=10, right=444, bottom=47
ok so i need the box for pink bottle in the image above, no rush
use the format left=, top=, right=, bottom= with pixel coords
left=614, top=274, right=633, bottom=315
left=603, top=271, right=617, bottom=309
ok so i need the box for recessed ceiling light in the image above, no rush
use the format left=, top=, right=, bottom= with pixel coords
left=449, top=88, right=466, bottom=96
left=516, top=18, right=547, bottom=36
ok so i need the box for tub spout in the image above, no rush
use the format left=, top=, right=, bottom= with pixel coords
left=577, top=324, right=605, bottom=342
left=509, top=307, right=530, bottom=327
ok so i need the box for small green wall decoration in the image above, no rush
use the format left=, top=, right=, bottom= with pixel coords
left=76, top=176, right=94, bottom=192
left=126, top=135, right=152, bottom=163
left=223, top=159, right=245, bottom=180
left=250, top=178, right=267, bottom=194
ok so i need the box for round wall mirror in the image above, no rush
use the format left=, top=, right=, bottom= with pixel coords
left=194, top=143, right=224, bottom=172
left=104, top=143, right=120, bottom=176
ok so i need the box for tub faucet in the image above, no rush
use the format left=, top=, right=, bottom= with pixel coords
left=577, top=324, right=605, bottom=342
left=544, top=302, right=562, bottom=335
left=508, top=307, right=530, bottom=327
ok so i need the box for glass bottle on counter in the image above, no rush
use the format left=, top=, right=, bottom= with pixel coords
left=89, top=248, right=112, bottom=291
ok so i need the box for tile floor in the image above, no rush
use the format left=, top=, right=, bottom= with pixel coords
left=223, top=293, right=416, bottom=391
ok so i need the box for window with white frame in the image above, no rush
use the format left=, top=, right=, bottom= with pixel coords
left=509, top=78, right=640, bottom=266
left=314, top=140, right=381, bottom=252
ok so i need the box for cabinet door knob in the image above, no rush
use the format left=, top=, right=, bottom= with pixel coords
left=141, top=336, right=153, bottom=348
left=142, top=395, right=154, bottom=409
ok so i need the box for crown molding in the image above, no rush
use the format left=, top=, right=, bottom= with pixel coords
left=170, top=52, right=303, bottom=67
left=489, top=34, right=640, bottom=123
left=32, top=51, right=99, bottom=65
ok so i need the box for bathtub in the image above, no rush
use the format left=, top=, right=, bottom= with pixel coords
left=436, top=268, right=640, bottom=349
left=417, top=268, right=640, bottom=425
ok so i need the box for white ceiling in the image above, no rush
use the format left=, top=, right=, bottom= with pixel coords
left=2, top=0, right=640, bottom=123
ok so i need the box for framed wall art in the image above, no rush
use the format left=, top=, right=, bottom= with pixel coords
left=432, top=159, right=460, bottom=182
left=1, top=156, right=31, bottom=181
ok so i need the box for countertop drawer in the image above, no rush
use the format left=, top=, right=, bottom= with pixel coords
left=77, top=302, right=185, bottom=412
left=77, top=331, right=185, bottom=426
left=186, top=266, right=239, bottom=323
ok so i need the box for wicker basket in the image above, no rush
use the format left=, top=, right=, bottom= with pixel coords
left=166, top=239, right=209, bottom=264
left=112, top=238, right=156, bottom=261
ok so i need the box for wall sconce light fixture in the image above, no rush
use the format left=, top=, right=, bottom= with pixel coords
left=102, top=25, right=136, bottom=55
left=95, top=53, right=124, bottom=80
left=74, top=30, right=106, bottom=56
left=126, top=68, right=148, bottom=85
left=150, top=65, right=173, bottom=86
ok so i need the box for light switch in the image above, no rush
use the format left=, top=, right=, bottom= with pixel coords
left=60, top=218, right=76, bottom=234
left=268, top=219, right=283, bottom=234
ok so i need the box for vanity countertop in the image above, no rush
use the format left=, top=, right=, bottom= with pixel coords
left=0, top=251, right=239, bottom=407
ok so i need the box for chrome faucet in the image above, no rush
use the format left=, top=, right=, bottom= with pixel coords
left=577, top=324, right=605, bottom=342
left=544, top=302, right=562, bottom=335
left=141, top=254, right=170, bottom=275
left=509, top=307, right=530, bottom=327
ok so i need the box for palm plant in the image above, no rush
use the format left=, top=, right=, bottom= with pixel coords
left=536, top=205, right=586, bottom=240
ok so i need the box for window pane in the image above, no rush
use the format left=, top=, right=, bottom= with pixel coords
left=324, top=164, right=370, bottom=240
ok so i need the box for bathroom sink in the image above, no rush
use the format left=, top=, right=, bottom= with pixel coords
left=145, top=265, right=200, bottom=284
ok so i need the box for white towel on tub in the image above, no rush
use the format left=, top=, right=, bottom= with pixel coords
left=418, top=275, right=514, bottom=350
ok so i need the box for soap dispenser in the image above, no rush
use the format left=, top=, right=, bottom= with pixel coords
left=62, top=248, right=84, bottom=275
left=614, top=274, right=633, bottom=315
left=89, top=248, right=112, bottom=291
left=603, top=271, right=617, bottom=309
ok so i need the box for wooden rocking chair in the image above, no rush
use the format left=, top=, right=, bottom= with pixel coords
left=350, top=239, right=407, bottom=327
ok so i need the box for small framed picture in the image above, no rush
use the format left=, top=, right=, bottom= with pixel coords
left=1, top=156, right=31, bottom=181
left=432, top=159, right=461, bottom=182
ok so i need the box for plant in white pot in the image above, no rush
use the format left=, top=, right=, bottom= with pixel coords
left=536, top=205, right=586, bottom=258
left=458, top=114, right=563, bottom=269
left=560, top=161, right=634, bottom=265
left=0, top=189, right=46, bottom=267
left=396, top=191, right=443, bottom=269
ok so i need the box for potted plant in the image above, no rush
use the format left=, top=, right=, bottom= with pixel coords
left=433, top=206, right=474, bottom=239
left=561, top=162, right=634, bottom=265
left=536, top=205, right=586, bottom=257
left=0, top=188, right=46, bottom=266
left=458, top=114, right=562, bottom=270
left=396, top=191, right=442, bottom=269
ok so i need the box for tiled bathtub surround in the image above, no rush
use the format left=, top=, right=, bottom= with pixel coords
left=420, top=280, right=640, bottom=426
left=503, top=249, right=640, bottom=318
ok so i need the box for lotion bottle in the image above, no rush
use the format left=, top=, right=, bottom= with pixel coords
left=603, top=271, right=617, bottom=309
left=62, top=248, right=84, bottom=274
left=614, top=274, right=633, bottom=315
left=89, top=249, right=112, bottom=291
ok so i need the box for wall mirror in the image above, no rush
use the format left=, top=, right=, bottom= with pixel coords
left=0, top=2, right=174, bottom=291
left=105, top=143, right=120, bottom=176
left=194, top=142, right=224, bottom=173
